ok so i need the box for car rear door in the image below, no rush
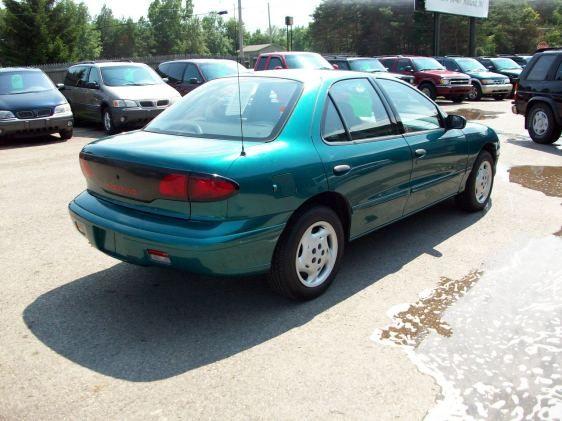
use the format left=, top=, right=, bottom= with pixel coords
left=312, top=77, right=413, bottom=239
left=377, top=78, right=467, bottom=215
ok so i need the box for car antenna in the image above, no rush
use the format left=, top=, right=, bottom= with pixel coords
left=236, top=58, right=246, bottom=157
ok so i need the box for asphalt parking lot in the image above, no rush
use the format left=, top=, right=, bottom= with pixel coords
left=1, top=100, right=561, bottom=420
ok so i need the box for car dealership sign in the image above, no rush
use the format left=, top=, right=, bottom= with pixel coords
left=424, top=0, right=490, bottom=18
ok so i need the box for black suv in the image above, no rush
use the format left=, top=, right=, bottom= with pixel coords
left=324, top=56, right=415, bottom=85
left=513, top=48, right=562, bottom=144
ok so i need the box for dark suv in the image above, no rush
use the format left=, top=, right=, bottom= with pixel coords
left=513, top=48, right=562, bottom=144
left=476, top=57, right=522, bottom=93
left=324, top=56, right=415, bottom=84
left=378, top=56, right=471, bottom=102
left=498, top=54, right=533, bottom=69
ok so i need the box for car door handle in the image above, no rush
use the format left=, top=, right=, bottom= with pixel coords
left=333, top=164, right=351, bottom=176
left=415, top=149, right=427, bottom=158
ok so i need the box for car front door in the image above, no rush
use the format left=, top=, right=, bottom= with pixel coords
left=377, top=78, right=468, bottom=215
left=166, top=62, right=188, bottom=95
left=181, top=63, right=204, bottom=94
left=312, top=78, right=413, bottom=239
left=71, top=66, right=91, bottom=118
left=84, top=66, right=103, bottom=121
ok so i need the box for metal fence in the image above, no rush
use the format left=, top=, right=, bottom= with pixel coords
left=36, top=53, right=239, bottom=84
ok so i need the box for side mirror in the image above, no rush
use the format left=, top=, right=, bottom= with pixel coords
left=189, top=77, right=201, bottom=85
left=56, top=83, right=65, bottom=91
left=162, top=77, right=169, bottom=83
left=446, top=114, right=467, bottom=130
left=332, top=63, right=339, bottom=70
left=404, top=66, right=414, bottom=72
left=85, top=82, right=99, bottom=90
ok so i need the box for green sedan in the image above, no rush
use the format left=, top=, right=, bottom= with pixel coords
left=69, top=70, right=499, bottom=300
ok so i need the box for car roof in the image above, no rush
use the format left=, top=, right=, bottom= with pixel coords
left=161, top=59, right=239, bottom=65
left=70, top=61, right=148, bottom=68
left=260, top=51, right=320, bottom=57
left=0, top=67, right=42, bottom=73
left=222, top=69, right=403, bottom=84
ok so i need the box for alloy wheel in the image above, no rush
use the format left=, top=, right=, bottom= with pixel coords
left=475, top=160, right=492, bottom=204
left=532, top=110, right=549, bottom=136
left=295, top=221, right=338, bottom=288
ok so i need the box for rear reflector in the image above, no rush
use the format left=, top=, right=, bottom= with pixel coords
left=147, top=249, right=171, bottom=265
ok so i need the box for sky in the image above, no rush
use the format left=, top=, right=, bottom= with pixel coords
left=82, top=0, right=322, bottom=31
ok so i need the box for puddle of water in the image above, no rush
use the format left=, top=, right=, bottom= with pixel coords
left=509, top=166, right=562, bottom=198
left=374, top=271, right=482, bottom=348
left=373, top=237, right=562, bottom=420
left=452, top=109, right=502, bottom=120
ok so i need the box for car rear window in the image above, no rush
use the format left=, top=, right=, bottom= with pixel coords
left=0, top=71, right=54, bottom=95
left=526, top=55, right=557, bottom=81
left=145, top=77, right=302, bottom=142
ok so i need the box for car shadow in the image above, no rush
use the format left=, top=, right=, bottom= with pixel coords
left=506, top=135, right=562, bottom=157
left=24, top=199, right=488, bottom=382
left=0, top=134, right=65, bottom=150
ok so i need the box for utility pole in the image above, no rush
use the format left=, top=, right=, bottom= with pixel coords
left=468, top=17, right=476, bottom=57
left=238, top=0, right=244, bottom=62
left=433, top=12, right=441, bottom=56
left=268, top=3, right=273, bottom=44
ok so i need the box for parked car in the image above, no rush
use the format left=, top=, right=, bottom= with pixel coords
left=157, top=59, right=248, bottom=96
left=0, top=68, right=73, bottom=140
left=475, top=57, right=522, bottom=94
left=253, top=52, right=334, bottom=71
left=512, top=48, right=562, bottom=144
left=70, top=70, right=499, bottom=300
left=435, top=56, right=512, bottom=101
left=324, top=56, right=415, bottom=84
left=61, top=61, right=181, bottom=135
left=498, top=54, right=533, bottom=68
left=378, top=56, right=471, bottom=102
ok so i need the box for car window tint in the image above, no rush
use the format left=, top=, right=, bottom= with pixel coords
left=379, top=58, right=393, bottom=69
left=166, top=62, right=186, bottom=81
left=330, top=79, right=394, bottom=140
left=322, top=98, right=349, bottom=142
left=88, top=67, right=101, bottom=85
left=378, top=79, right=442, bottom=133
left=556, top=61, right=562, bottom=81
left=183, top=63, right=202, bottom=83
left=64, top=67, right=80, bottom=86
left=397, top=59, right=411, bottom=72
left=158, top=63, right=169, bottom=76
left=267, top=57, right=283, bottom=70
left=255, top=57, right=267, bottom=70
left=337, top=61, right=350, bottom=70
left=526, top=55, right=557, bottom=81
left=77, top=67, right=90, bottom=87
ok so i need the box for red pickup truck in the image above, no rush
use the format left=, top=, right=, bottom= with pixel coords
left=254, top=52, right=335, bottom=71
left=379, top=56, right=472, bottom=102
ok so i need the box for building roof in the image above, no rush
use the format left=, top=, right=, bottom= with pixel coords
left=242, top=44, right=285, bottom=54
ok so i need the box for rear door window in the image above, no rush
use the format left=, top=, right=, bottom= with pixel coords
left=526, top=55, right=557, bottom=81
left=76, top=67, right=90, bottom=87
left=378, top=79, right=442, bottom=133
left=556, top=61, right=562, bottom=81
left=166, top=62, right=187, bottom=82
left=329, top=78, right=395, bottom=141
left=322, top=98, right=349, bottom=142
left=65, top=66, right=87, bottom=87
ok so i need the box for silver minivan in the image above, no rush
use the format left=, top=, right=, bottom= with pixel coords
left=62, top=61, right=181, bottom=134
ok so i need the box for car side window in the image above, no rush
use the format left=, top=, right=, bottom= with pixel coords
left=64, top=67, right=79, bottom=86
left=76, top=67, right=90, bottom=87
left=526, top=55, right=557, bottom=81
left=446, top=59, right=460, bottom=72
left=183, top=64, right=203, bottom=83
left=88, top=67, right=101, bottom=85
left=322, top=98, right=349, bottom=142
left=337, top=61, right=350, bottom=70
left=378, top=79, right=442, bottom=133
left=158, top=63, right=169, bottom=77
left=167, top=62, right=186, bottom=82
left=379, top=59, right=393, bottom=70
left=255, top=57, right=267, bottom=71
left=397, top=59, right=412, bottom=72
left=329, top=78, right=394, bottom=141
left=556, top=61, right=562, bottom=81
left=268, top=57, right=283, bottom=70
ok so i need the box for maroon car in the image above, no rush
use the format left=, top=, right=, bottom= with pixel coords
left=157, top=59, right=247, bottom=96
left=379, top=56, right=471, bottom=102
left=254, top=52, right=335, bottom=71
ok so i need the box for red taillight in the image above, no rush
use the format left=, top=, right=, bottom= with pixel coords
left=159, top=174, right=188, bottom=200
left=189, top=174, right=238, bottom=202
left=79, top=158, right=93, bottom=178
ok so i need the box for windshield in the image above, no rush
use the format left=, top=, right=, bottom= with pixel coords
left=146, top=77, right=302, bottom=141
left=456, top=58, right=487, bottom=72
left=412, top=57, right=445, bottom=71
left=0, top=71, right=54, bottom=95
left=199, top=61, right=247, bottom=81
left=490, top=58, right=521, bottom=71
left=285, top=54, right=333, bottom=70
left=349, top=59, right=387, bottom=72
left=101, top=65, right=163, bottom=87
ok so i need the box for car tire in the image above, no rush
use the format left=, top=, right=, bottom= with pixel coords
left=468, top=82, right=482, bottom=101
left=527, top=103, right=561, bottom=144
left=59, top=128, right=73, bottom=141
left=451, top=95, right=465, bottom=103
left=419, top=83, right=437, bottom=100
left=268, top=206, right=345, bottom=301
left=102, top=108, right=118, bottom=135
left=457, top=150, right=495, bottom=212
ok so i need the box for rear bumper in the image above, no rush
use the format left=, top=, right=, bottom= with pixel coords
left=0, top=114, right=73, bottom=137
left=111, top=107, right=167, bottom=129
left=435, top=85, right=472, bottom=97
left=68, top=191, right=284, bottom=276
left=481, top=83, right=512, bottom=95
